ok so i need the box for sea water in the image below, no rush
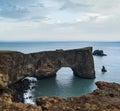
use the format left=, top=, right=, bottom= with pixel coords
left=0, top=41, right=120, bottom=104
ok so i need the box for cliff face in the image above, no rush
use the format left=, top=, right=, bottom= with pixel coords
left=0, top=47, right=95, bottom=85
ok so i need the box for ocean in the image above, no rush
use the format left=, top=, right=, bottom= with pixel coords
left=0, top=41, right=120, bottom=104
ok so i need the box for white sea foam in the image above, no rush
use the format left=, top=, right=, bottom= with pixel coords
left=23, top=77, right=37, bottom=104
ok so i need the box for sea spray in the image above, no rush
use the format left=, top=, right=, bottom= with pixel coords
left=23, top=77, right=37, bottom=104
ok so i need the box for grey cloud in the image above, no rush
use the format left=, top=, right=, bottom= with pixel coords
left=0, top=0, right=45, bottom=20
left=0, top=5, right=28, bottom=18
left=59, top=0, right=90, bottom=12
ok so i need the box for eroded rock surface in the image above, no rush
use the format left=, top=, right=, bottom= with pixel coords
left=0, top=47, right=95, bottom=85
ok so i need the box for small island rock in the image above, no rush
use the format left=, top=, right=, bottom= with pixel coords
left=93, top=50, right=107, bottom=56
left=101, top=66, right=107, bottom=72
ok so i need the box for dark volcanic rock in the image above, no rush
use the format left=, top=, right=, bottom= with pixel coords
left=93, top=50, right=107, bottom=56
left=8, top=78, right=30, bottom=102
left=101, top=66, right=107, bottom=72
left=0, top=47, right=95, bottom=86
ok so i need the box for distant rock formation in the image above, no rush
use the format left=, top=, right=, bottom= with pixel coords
left=101, top=66, right=107, bottom=72
left=93, top=50, right=107, bottom=56
left=0, top=47, right=95, bottom=85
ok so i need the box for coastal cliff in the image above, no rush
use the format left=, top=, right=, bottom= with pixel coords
left=0, top=47, right=95, bottom=86
left=0, top=81, right=120, bottom=111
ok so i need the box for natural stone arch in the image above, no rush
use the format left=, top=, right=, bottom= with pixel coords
left=0, top=47, right=95, bottom=85
left=35, top=47, right=95, bottom=79
left=33, top=47, right=95, bottom=80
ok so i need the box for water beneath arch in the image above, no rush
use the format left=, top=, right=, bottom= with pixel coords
left=24, top=67, right=96, bottom=104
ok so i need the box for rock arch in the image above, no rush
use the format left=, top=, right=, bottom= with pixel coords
left=0, top=47, right=95, bottom=85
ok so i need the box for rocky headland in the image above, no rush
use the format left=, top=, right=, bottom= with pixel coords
left=0, top=47, right=95, bottom=85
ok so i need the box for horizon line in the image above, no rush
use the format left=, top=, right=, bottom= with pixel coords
left=0, top=40, right=120, bottom=42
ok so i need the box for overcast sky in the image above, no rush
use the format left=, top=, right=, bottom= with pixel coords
left=0, top=0, right=120, bottom=41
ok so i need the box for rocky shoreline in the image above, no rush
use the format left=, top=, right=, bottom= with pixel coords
left=8, top=78, right=31, bottom=103
left=0, top=81, right=120, bottom=111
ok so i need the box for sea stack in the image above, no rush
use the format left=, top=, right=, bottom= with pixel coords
left=101, top=66, right=107, bottom=72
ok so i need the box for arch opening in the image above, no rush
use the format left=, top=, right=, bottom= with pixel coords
left=56, top=67, right=74, bottom=86
left=56, top=67, right=73, bottom=75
